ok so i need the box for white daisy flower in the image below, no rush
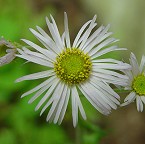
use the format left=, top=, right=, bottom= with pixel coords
left=121, top=53, right=145, bottom=112
left=16, top=12, right=130, bottom=127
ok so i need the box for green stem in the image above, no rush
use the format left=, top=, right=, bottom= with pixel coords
left=75, top=125, right=81, bottom=144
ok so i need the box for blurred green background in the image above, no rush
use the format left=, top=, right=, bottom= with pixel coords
left=1, top=0, right=145, bottom=144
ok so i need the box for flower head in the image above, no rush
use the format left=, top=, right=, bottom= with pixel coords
left=121, top=53, right=145, bottom=111
left=16, top=12, right=130, bottom=127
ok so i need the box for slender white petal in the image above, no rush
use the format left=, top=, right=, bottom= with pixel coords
left=28, top=84, right=50, bottom=104
left=61, top=32, right=65, bottom=46
left=91, top=47, right=126, bottom=59
left=20, top=76, right=56, bottom=98
left=45, top=17, right=62, bottom=52
left=79, top=83, right=111, bottom=114
left=92, top=63, right=130, bottom=70
left=76, top=23, right=97, bottom=49
left=71, top=87, right=78, bottom=127
left=90, top=77, right=120, bottom=100
left=124, top=91, right=136, bottom=102
left=50, top=15, right=64, bottom=50
left=79, top=15, right=97, bottom=49
left=53, top=85, right=68, bottom=123
left=46, top=82, right=65, bottom=121
left=136, top=96, right=143, bottom=112
left=22, top=47, right=55, bottom=63
left=29, top=28, right=59, bottom=54
left=16, top=53, right=53, bottom=67
left=21, top=39, right=57, bottom=58
left=88, top=38, right=118, bottom=56
left=82, top=25, right=105, bottom=50
left=130, top=52, right=140, bottom=76
left=140, top=55, right=145, bottom=73
left=64, top=12, right=71, bottom=48
left=92, top=58, right=122, bottom=64
left=72, top=20, right=92, bottom=47
left=92, top=67, right=128, bottom=79
left=141, top=96, right=145, bottom=104
left=35, top=78, right=60, bottom=111
left=58, top=87, right=70, bottom=124
left=73, top=86, right=87, bottom=120
left=83, top=24, right=111, bottom=53
left=16, top=70, right=54, bottom=82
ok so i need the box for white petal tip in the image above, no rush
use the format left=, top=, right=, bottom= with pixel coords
left=20, top=95, right=25, bottom=98
left=28, top=100, right=32, bottom=104
left=35, top=107, right=38, bottom=111
left=15, top=79, right=20, bottom=83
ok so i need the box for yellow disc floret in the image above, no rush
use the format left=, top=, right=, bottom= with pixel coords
left=132, top=74, right=145, bottom=96
left=54, top=48, right=92, bottom=85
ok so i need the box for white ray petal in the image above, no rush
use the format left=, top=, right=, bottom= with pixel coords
left=89, top=80, right=118, bottom=109
left=61, top=32, right=65, bottom=46
left=79, top=15, right=97, bottom=49
left=28, top=84, right=51, bottom=104
left=22, top=47, right=55, bottom=63
left=91, top=72, right=128, bottom=86
left=73, top=86, right=87, bottom=120
left=46, top=82, right=65, bottom=121
left=50, top=15, right=64, bottom=50
left=124, top=91, right=136, bottom=102
left=85, top=83, right=112, bottom=111
left=84, top=31, right=113, bottom=53
left=83, top=24, right=111, bottom=53
left=76, top=23, right=97, bottom=49
left=20, top=75, right=56, bottom=98
left=21, top=39, right=57, bottom=59
left=53, top=85, right=68, bottom=123
left=58, top=87, right=70, bottom=124
left=72, top=20, right=92, bottom=47
left=136, top=96, right=143, bottom=112
left=16, top=53, right=53, bottom=67
left=92, top=63, right=131, bottom=70
left=40, top=81, right=63, bottom=116
left=88, top=38, right=118, bottom=56
left=35, top=78, right=60, bottom=111
left=78, top=85, right=110, bottom=115
left=92, top=58, right=122, bottom=64
left=90, top=77, right=120, bottom=102
left=91, top=46, right=126, bottom=59
left=71, top=87, right=78, bottom=127
left=81, top=82, right=111, bottom=112
left=64, top=12, right=71, bottom=48
left=139, top=55, right=145, bottom=73
left=122, top=70, right=133, bottom=85
left=121, top=92, right=136, bottom=107
left=16, top=70, right=54, bottom=82
left=141, top=96, right=145, bottom=104
left=24, top=50, right=54, bottom=63
left=82, top=25, right=104, bottom=50
left=92, top=67, right=128, bottom=79
left=130, top=53, right=140, bottom=76
left=45, top=17, right=62, bottom=52
left=36, top=25, right=54, bottom=44
left=29, top=28, right=59, bottom=54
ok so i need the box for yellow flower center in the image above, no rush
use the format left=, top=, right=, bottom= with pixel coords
left=132, top=74, right=145, bottom=95
left=54, top=48, right=92, bottom=85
